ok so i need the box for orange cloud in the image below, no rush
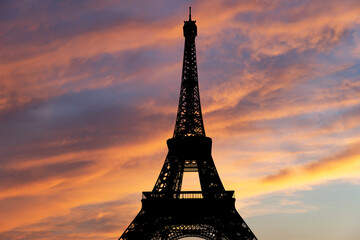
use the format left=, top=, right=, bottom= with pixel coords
left=227, top=141, right=360, bottom=199
left=1, top=1, right=360, bottom=239
left=263, top=142, right=360, bottom=184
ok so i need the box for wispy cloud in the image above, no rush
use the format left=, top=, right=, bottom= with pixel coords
left=1, top=0, right=360, bottom=239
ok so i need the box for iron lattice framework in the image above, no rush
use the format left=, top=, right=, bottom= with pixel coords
left=118, top=8, right=258, bottom=240
left=173, top=10, right=205, bottom=138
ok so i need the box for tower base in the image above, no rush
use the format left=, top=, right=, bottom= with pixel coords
left=119, top=192, right=257, bottom=240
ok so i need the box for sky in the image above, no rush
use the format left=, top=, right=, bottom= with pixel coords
left=1, top=0, right=360, bottom=239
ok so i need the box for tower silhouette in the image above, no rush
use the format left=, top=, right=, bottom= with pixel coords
left=118, top=8, right=258, bottom=240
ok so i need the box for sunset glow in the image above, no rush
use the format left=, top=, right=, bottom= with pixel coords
left=1, top=1, right=360, bottom=239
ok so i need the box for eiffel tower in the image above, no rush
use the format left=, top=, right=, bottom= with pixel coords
left=119, top=8, right=258, bottom=240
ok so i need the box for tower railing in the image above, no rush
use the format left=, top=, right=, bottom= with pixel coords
left=142, top=191, right=234, bottom=199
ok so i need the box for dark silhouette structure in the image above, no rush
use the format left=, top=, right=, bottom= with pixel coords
left=119, top=8, right=258, bottom=240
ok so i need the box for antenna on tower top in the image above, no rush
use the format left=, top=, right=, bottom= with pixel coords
left=189, top=7, right=192, bottom=21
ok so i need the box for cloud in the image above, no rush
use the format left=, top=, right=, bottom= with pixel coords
left=263, top=142, right=360, bottom=184
left=1, top=0, right=360, bottom=239
left=0, top=196, right=140, bottom=240
left=237, top=195, right=318, bottom=217
left=227, top=141, right=360, bottom=199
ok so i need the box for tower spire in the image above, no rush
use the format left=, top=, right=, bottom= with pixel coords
left=173, top=8, right=204, bottom=138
